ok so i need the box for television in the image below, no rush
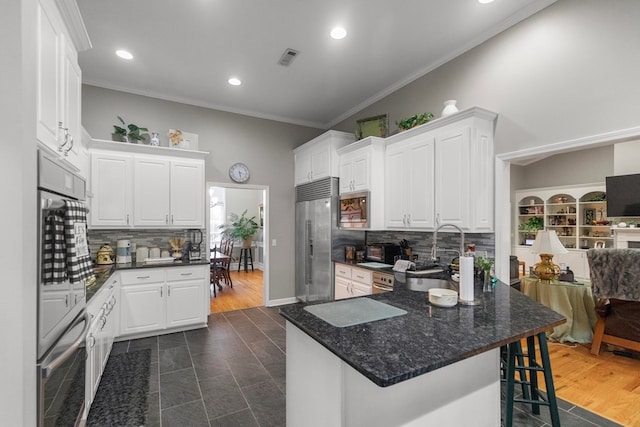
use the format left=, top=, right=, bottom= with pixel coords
left=605, top=173, right=640, bottom=217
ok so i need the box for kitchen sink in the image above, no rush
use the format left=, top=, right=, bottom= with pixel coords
left=406, top=277, right=455, bottom=292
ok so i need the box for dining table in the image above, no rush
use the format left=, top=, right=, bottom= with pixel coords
left=521, top=276, right=597, bottom=343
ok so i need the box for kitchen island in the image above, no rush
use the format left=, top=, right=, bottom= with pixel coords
left=280, top=279, right=565, bottom=427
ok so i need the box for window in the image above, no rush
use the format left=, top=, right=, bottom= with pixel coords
left=209, top=187, right=226, bottom=249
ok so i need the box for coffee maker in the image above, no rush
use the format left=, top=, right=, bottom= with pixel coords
left=187, top=230, right=203, bottom=260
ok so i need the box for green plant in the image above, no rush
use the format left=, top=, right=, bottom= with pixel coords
left=113, top=116, right=149, bottom=141
left=519, top=216, right=544, bottom=233
left=219, top=210, right=259, bottom=241
left=476, top=256, right=495, bottom=272
left=395, top=112, right=434, bottom=131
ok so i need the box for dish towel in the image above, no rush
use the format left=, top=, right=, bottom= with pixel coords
left=393, top=260, right=415, bottom=272
left=43, top=212, right=67, bottom=284
left=64, top=200, right=94, bottom=284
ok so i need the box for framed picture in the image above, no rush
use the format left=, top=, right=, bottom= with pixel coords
left=584, top=208, right=595, bottom=225
left=355, top=114, right=388, bottom=140
left=594, top=241, right=605, bottom=249
left=258, top=203, right=264, bottom=227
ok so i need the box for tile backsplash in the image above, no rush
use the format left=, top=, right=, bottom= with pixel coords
left=88, top=228, right=206, bottom=262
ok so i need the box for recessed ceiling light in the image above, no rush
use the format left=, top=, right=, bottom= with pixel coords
left=228, top=77, right=242, bottom=86
left=478, top=0, right=495, bottom=3
left=330, top=27, right=347, bottom=40
left=115, top=49, right=133, bottom=60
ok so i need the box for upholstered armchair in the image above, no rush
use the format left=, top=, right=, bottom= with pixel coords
left=586, top=248, right=640, bottom=355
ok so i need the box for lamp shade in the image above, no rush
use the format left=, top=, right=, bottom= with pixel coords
left=531, top=230, right=568, bottom=255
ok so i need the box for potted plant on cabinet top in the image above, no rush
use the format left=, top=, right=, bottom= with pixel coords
left=112, top=116, right=149, bottom=143
left=395, top=112, right=434, bottom=131
left=220, top=210, right=259, bottom=248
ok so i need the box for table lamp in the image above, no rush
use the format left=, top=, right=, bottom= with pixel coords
left=531, top=230, right=568, bottom=280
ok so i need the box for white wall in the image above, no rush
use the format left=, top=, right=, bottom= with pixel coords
left=1, top=0, right=38, bottom=425
left=82, top=85, right=322, bottom=300
left=614, top=139, right=640, bottom=175
left=226, top=188, right=262, bottom=229
left=333, top=1, right=640, bottom=157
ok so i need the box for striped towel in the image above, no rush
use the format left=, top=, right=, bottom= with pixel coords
left=43, top=212, right=67, bottom=284
left=64, top=200, right=94, bottom=284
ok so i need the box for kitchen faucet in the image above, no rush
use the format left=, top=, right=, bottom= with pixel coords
left=430, top=223, right=465, bottom=263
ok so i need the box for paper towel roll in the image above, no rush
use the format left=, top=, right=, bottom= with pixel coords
left=459, top=256, right=475, bottom=302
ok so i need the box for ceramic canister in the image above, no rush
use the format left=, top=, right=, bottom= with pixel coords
left=116, top=239, right=132, bottom=264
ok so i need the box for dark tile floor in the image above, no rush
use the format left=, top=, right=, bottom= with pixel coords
left=107, top=306, right=621, bottom=427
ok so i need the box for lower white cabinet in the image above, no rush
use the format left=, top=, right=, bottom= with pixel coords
left=85, top=276, right=118, bottom=415
left=119, top=265, right=208, bottom=337
left=334, top=263, right=372, bottom=300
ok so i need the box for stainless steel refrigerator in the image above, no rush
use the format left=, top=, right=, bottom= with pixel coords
left=295, top=177, right=339, bottom=302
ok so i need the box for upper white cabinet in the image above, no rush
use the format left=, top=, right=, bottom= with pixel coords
left=90, top=151, right=133, bottom=227
left=385, top=134, right=435, bottom=229
left=294, top=131, right=354, bottom=186
left=89, top=140, right=206, bottom=229
left=384, top=107, right=497, bottom=231
left=36, top=0, right=90, bottom=171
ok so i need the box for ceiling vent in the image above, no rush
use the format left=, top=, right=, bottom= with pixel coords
left=278, top=48, right=299, bottom=66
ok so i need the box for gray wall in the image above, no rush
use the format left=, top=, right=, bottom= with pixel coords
left=333, top=1, right=640, bottom=157
left=82, top=85, right=323, bottom=300
left=513, top=145, right=614, bottom=190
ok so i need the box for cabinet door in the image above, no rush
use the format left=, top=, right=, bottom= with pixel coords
left=334, top=276, right=351, bottom=300
left=339, top=157, right=354, bottom=193
left=310, top=145, right=331, bottom=181
left=350, top=267, right=372, bottom=286
left=351, top=152, right=369, bottom=192
left=295, top=150, right=312, bottom=185
left=170, top=160, right=204, bottom=227
left=120, top=283, right=164, bottom=335
left=406, top=137, right=435, bottom=228
left=351, top=281, right=371, bottom=297
left=91, top=153, right=133, bottom=227
left=385, top=146, right=407, bottom=228
left=36, top=0, right=62, bottom=150
left=166, top=280, right=204, bottom=328
left=435, top=127, right=470, bottom=228
left=134, top=157, right=170, bottom=227
left=60, top=40, right=82, bottom=163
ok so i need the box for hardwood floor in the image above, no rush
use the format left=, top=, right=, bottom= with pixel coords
left=210, top=269, right=263, bottom=313
left=545, top=341, right=640, bottom=426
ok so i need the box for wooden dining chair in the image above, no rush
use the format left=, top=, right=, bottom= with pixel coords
left=214, top=239, right=234, bottom=289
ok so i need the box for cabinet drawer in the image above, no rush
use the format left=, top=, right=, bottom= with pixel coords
left=166, top=266, right=205, bottom=282
left=335, top=263, right=351, bottom=279
left=351, top=267, right=372, bottom=285
left=120, top=269, right=165, bottom=285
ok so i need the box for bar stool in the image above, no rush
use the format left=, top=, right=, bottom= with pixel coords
left=503, top=332, right=560, bottom=427
left=238, top=247, right=254, bottom=272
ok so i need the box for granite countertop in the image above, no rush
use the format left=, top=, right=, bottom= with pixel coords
left=279, top=279, right=566, bottom=388
left=86, top=259, right=210, bottom=302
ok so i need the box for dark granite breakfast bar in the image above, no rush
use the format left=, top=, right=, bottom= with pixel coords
left=280, top=279, right=566, bottom=426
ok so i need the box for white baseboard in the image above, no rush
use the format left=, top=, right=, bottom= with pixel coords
left=266, top=297, right=299, bottom=307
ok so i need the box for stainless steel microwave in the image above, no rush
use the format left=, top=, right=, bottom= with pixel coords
left=339, top=192, right=369, bottom=228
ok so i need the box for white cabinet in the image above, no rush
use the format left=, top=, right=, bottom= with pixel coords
left=339, top=149, right=369, bottom=193
left=36, top=0, right=88, bottom=169
left=90, top=151, right=133, bottom=227
left=385, top=134, right=435, bottom=229
left=90, top=146, right=205, bottom=229
left=170, top=159, right=205, bottom=227
left=134, top=157, right=170, bottom=227
left=384, top=107, right=497, bottom=231
left=334, top=263, right=372, bottom=300
left=294, top=131, right=354, bottom=186
left=119, top=265, right=208, bottom=337
left=85, top=276, right=118, bottom=414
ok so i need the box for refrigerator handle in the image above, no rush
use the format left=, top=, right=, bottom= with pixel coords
left=305, top=219, right=313, bottom=284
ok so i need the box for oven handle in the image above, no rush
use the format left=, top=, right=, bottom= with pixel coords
left=372, top=283, right=394, bottom=292
left=41, top=311, right=91, bottom=379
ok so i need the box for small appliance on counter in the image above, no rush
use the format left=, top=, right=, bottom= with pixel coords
left=365, top=243, right=402, bottom=264
left=187, top=229, right=203, bottom=260
left=345, top=245, right=357, bottom=262
left=96, top=244, right=115, bottom=265
left=116, top=239, right=132, bottom=264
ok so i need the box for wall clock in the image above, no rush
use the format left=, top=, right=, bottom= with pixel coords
left=229, top=162, right=250, bottom=183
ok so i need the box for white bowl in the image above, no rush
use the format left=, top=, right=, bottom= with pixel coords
left=428, top=288, right=458, bottom=307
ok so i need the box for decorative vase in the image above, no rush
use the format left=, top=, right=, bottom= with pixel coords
left=441, top=100, right=459, bottom=117
left=150, top=132, right=160, bottom=146
left=242, top=236, right=253, bottom=249
left=483, top=270, right=492, bottom=292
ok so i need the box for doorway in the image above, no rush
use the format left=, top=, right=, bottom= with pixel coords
left=207, top=182, right=269, bottom=313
